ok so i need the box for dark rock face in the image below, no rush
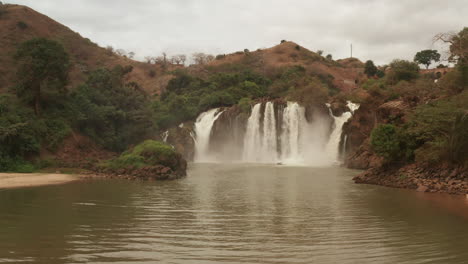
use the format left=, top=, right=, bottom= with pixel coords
left=329, top=101, right=350, bottom=117
left=376, top=100, right=409, bottom=124
left=166, top=123, right=195, bottom=161
left=345, top=139, right=383, bottom=169
left=99, top=163, right=186, bottom=181
left=341, top=102, right=377, bottom=167
left=209, top=105, right=249, bottom=159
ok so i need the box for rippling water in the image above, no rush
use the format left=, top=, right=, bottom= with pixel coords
left=1, top=163, right=467, bottom=264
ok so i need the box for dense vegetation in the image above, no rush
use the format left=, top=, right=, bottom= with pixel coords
left=1, top=26, right=466, bottom=173
left=1, top=38, right=156, bottom=171
left=368, top=27, right=467, bottom=167
left=102, top=140, right=180, bottom=171
left=153, top=64, right=335, bottom=129
left=153, top=70, right=270, bottom=128
left=70, top=66, right=154, bottom=151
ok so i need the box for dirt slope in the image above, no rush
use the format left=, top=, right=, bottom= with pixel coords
left=0, top=4, right=170, bottom=94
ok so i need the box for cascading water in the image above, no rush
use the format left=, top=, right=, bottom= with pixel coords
left=192, top=101, right=359, bottom=166
left=325, top=101, right=360, bottom=163
left=193, top=108, right=223, bottom=162
left=280, top=102, right=305, bottom=163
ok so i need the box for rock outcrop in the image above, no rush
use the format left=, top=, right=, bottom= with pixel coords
left=166, top=123, right=196, bottom=161
left=353, top=164, right=468, bottom=195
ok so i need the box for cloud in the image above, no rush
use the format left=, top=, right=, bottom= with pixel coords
left=7, top=0, right=467, bottom=64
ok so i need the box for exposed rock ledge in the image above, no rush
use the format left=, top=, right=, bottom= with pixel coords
left=353, top=164, right=468, bottom=195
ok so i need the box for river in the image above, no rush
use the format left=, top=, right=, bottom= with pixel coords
left=1, top=163, right=467, bottom=264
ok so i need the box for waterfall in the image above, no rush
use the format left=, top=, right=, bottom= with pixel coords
left=161, top=130, right=169, bottom=142
left=242, top=103, right=263, bottom=162
left=280, top=102, right=305, bottom=163
left=193, top=108, right=223, bottom=162
left=242, top=102, right=278, bottom=163
left=191, top=101, right=358, bottom=166
left=325, top=101, right=360, bottom=163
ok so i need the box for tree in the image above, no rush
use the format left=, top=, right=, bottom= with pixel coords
left=115, top=49, right=127, bottom=57
left=364, top=60, right=378, bottom=77
left=326, top=54, right=333, bottom=60
left=386, top=59, right=420, bottom=84
left=316, top=50, right=324, bottom=56
left=128, top=51, right=135, bottom=59
left=434, top=27, right=468, bottom=65
left=371, top=124, right=402, bottom=162
left=414, top=49, right=441, bottom=69
left=179, top=54, right=187, bottom=65
left=14, top=38, right=70, bottom=115
left=192, top=52, right=214, bottom=65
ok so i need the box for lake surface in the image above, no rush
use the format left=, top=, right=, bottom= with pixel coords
left=1, top=163, right=467, bottom=264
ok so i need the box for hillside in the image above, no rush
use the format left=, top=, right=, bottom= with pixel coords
left=0, top=4, right=366, bottom=96
left=0, top=4, right=173, bottom=94
left=193, top=41, right=364, bottom=92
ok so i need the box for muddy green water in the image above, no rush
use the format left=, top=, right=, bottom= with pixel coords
left=1, top=163, right=467, bottom=264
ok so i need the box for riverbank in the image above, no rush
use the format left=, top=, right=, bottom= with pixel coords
left=0, top=173, right=79, bottom=189
left=353, top=163, right=468, bottom=195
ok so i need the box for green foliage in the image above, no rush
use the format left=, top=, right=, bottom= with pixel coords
left=386, top=59, right=420, bottom=84
left=16, top=21, right=28, bottom=29
left=14, top=38, right=70, bottom=115
left=103, top=140, right=179, bottom=170
left=414, top=49, right=440, bottom=69
left=238, top=97, right=252, bottom=113
left=371, top=124, right=403, bottom=162
left=156, top=70, right=270, bottom=128
left=364, top=60, right=378, bottom=77
left=70, top=66, right=155, bottom=152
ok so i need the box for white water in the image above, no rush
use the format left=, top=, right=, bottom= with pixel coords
left=193, top=108, right=223, bottom=162
left=280, top=102, right=305, bottom=163
left=192, top=101, right=359, bottom=166
left=161, top=130, right=169, bottom=142
left=325, top=101, right=360, bottom=163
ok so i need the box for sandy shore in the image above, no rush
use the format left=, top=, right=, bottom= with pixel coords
left=0, top=173, right=79, bottom=189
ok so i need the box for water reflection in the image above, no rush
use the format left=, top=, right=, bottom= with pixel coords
left=0, top=163, right=467, bottom=264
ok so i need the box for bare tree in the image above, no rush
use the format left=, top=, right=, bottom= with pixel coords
left=115, top=49, right=127, bottom=57
left=171, top=55, right=181, bottom=65
left=179, top=54, right=187, bottom=65
left=192, top=52, right=214, bottom=65
left=434, top=29, right=467, bottom=63
left=144, top=56, right=153, bottom=64
left=128, top=51, right=135, bottom=59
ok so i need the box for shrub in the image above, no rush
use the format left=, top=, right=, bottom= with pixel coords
left=371, top=124, right=402, bottom=162
left=104, top=140, right=180, bottom=171
left=238, top=97, right=252, bottom=113
left=364, top=60, right=378, bottom=77
left=386, top=59, right=420, bottom=84
left=16, top=21, right=28, bottom=29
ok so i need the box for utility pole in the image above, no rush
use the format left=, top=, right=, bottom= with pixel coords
left=350, top=44, right=353, bottom=58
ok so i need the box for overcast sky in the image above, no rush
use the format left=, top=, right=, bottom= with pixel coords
left=7, top=0, right=467, bottom=65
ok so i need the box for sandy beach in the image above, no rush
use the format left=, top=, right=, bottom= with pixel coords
left=0, top=173, right=79, bottom=189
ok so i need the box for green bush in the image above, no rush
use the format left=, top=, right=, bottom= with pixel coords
left=371, top=124, right=402, bottom=162
left=386, top=59, right=420, bottom=84
left=155, top=70, right=270, bottom=129
left=238, top=97, right=252, bottom=113
left=104, top=140, right=179, bottom=170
